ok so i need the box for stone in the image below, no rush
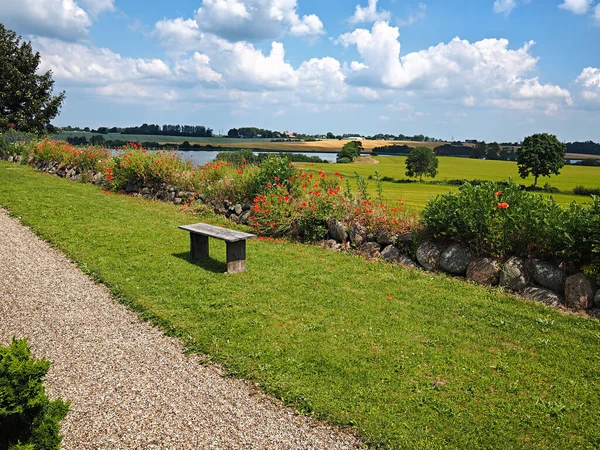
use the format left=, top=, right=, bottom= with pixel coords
left=397, top=255, right=417, bottom=269
left=466, top=257, right=501, bottom=286
left=439, top=244, right=470, bottom=275
left=530, top=259, right=564, bottom=293
left=233, top=204, right=243, bottom=216
left=141, top=187, right=150, bottom=195
left=238, top=210, right=252, bottom=225
left=499, top=257, right=529, bottom=291
left=349, top=223, right=367, bottom=247
left=594, top=289, right=600, bottom=308
left=328, top=221, right=347, bottom=243
left=360, top=242, right=381, bottom=259
left=377, top=231, right=397, bottom=246
left=522, top=286, right=562, bottom=308
left=229, top=214, right=239, bottom=222
left=416, top=240, right=441, bottom=271
left=564, top=273, right=594, bottom=310
left=380, top=245, right=400, bottom=262
left=173, top=198, right=183, bottom=205
left=323, top=239, right=341, bottom=250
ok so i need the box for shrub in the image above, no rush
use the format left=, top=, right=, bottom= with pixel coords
left=0, top=338, right=69, bottom=450
left=573, top=185, right=600, bottom=196
left=251, top=154, right=296, bottom=197
left=421, top=181, right=573, bottom=262
left=336, top=157, right=352, bottom=164
left=28, top=140, right=109, bottom=172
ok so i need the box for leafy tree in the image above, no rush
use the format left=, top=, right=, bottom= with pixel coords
left=517, top=133, right=566, bottom=187
left=336, top=141, right=363, bottom=163
left=0, top=24, right=65, bottom=134
left=405, top=146, right=439, bottom=181
left=89, top=135, right=105, bottom=146
left=470, top=141, right=487, bottom=159
left=326, top=132, right=335, bottom=139
left=486, top=142, right=501, bottom=160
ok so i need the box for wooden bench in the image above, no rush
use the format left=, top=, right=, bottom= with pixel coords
left=178, top=223, right=256, bottom=273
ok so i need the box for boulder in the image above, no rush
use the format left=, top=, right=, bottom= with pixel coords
left=522, top=286, right=562, bottom=308
left=564, top=273, right=594, bottom=310
left=380, top=245, right=400, bottom=262
left=359, top=242, right=381, bottom=259
left=173, top=198, right=183, bottom=205
left=328, top=221, right=347, bottom=243
left=233, top=204, right=243, bottom=216
left=530, top=259, right=564, bottom=293
left=416, top=240, right=441, bottom=271
left=229, top=213, right=239, bottom=222
left=594, top=289, right=600, bottom=308
left=439, top=244, right=471, bottom=275
left=377, top=231, right=397, bottom=246
left=499, top=257, right=529, bottom=291
left=238, top=210, right=252, bottom=225
left=323, top=239, right=341, bottom=250
left=349, top=223, right=367, bottom=247
left=397, top=255, right=417, bottom=269
left=466, top=257, right=501, bottom=286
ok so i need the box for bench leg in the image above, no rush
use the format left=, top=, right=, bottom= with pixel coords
left=226, top=241, right=247, bottom=273
left=190, top=234, right=209, bottom=259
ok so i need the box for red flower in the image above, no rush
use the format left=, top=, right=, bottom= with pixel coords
left=270, top=222, right=276, bottom=227
left=497, top=202, right=509, bottom=209
left=267, top=182, right=272, bottom=188
left=274, top=176, right=279, bottom=181
left=495, top=191, right=501, bottom=197
left=8, top=123, right=14, bottom=128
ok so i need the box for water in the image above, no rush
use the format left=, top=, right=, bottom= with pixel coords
left=177, top=150, right=338, bottom=165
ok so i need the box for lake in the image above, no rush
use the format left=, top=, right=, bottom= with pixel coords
left=177, top=150, right=338, bottom=165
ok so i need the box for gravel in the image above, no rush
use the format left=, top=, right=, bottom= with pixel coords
left=0, top=209, right=363, bottom=449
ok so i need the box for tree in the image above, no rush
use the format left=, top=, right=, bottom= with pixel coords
left=405, top=146, right=439, bottom=181
left=0, top=24, right=65, bottom=134
left=470, top=141, right=487, bottom=159
left=517, top=133, right=566, bottom=187
left=336, top=140, right=363, bottom=163
left=486, top=142, right=501, bottom=160
left=326, top=132, right=335, bottom=139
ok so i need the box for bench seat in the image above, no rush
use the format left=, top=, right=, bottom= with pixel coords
left=179, top=223, right=256, bottom=273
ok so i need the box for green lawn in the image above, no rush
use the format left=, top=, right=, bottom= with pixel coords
left=1, top=161, right=599, bottom=449
left=299, top=156, right=597, bottom=211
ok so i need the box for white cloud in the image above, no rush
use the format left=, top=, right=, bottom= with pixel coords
left=594, top=3, right=600, bottom=22
left=0, top=0, right=91, bottom=41
left=493, top=0, right=517, bottom=15
left=349, top=0, right=391, bottom=24
left=357, top=87, right=380, bottom=100
left=154, top=18, right=203, bottom=53
left=558, top=0, right=592, bottom=14
left=273, top=108, right=286, bottom=116
left=574, top=67, right=600, bottom=103
left=398, top=3, right=427, bottom=26
left=379, top=115, right=389, bottom=121
left=175, top=53, right=223, bottom=83
left=194, top=0, right=324, bottom=41
left=338, top=21, right=570, bottom=111
left=79, top=0, right=115, bottom=17
left=297, top=57, right=346, bottom=101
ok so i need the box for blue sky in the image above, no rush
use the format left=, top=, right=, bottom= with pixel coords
left=1, top=0, right=599, bottom=141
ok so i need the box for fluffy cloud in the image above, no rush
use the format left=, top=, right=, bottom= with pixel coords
left=338, top=21, right=570, bottom=111
left=493, top=0, right=517, bottom=15
left=574, top=67, right=600, bottom=103
left=349, top=0, right=390, bottom=24
left=0, top=0, right=91, bottom=41
left=594, top=3, right=600, bottom=22
left=558, top=0, right=593, bottom=14
left=78, top=0, right=115, bottom=17
left=297, top=57, right=346, bottom=101
left=154, top=18, right=204, bottom=52
left=194, top=0, right=324, bottom=41
left=175, top=53, right=223, bottom=83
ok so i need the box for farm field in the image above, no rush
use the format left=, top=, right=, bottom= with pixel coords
left=299, top=156, right=600, bottom=197
left=52, top=132, right=447, bottom=152
left=1, top=161, right=599, bottom=449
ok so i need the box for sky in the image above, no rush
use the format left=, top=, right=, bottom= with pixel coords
left=1, top=0, right=600, bottom=142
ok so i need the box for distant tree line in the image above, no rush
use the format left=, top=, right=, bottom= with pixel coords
left=62, top=123, right=213, bottom=137
left=565, top=141, right=600, bottom=156
left=228, top=127, right=279, bottom=138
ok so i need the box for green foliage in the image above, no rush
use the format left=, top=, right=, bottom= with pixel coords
left=405, top=146, right=439, bottom=181
left=0, top=24, right=65, bottom=134
left=486, top=142, right=501, bottom=160
left=0, top=338, right=69, bottom=450
left=215, top=149, right=255, bottom=166
left=336, top=141, right=362, bottom=163
left=335, top=156, right=351, bottom=164
left=470, top=141, right=487, bottom=159
left=251, top=154, right=296, bottom=196
left=517, top=133, right=566, bottom=187
left=422, top=181, right=600, bottom=266
left=573, top=185, right=600, bottom=196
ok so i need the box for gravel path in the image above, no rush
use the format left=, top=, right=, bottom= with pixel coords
left=0, top=209, right=362, bottom=449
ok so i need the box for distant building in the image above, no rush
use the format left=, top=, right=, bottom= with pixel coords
left=347, top=136, right=364, bottom=140
left=285, top=130, right=295, bottom=138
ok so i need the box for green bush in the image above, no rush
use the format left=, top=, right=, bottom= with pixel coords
left=421, top=181, right=584, bottom=263
left=0, top=338, right=69, bottom=450
left=251, top=154, right=296, bottom=196
left=573, top=185, right=600, bottom=196
left=336, top=157, right=352, bottom=164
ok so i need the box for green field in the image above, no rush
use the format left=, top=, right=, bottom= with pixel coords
left=299, top=156, right=598, bottom=211
left=1, top=161, right=599, bottom=449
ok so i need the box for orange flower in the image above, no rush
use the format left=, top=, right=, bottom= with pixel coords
left=495, top=191, right=501, bottom=197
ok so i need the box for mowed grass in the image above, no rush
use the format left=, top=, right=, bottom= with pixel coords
left=1, top=162, right=600, bottom=449
left=299, top=156, right=598, bottom=210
